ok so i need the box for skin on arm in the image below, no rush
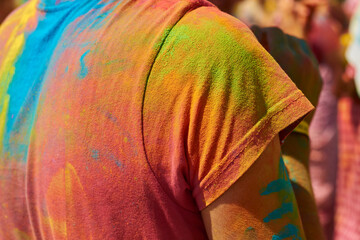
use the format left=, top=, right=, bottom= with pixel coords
left=250, top=26, right=325, bottom=239
left=201, top=135, right=306, bottom=240
left=281, top=132, right=325, bottom=240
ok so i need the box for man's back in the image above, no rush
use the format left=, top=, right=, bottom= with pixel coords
left=0, top=0, right=313, bottom=239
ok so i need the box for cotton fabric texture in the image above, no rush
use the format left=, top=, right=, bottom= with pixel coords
left=0, top=0, right=313, bottom=238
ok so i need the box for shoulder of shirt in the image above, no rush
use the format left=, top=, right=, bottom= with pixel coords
left=156, top=6, right=267, bottom=69
left=180, top=6, right=252, bottom=35
left=166, top=6, right=263, bottom=57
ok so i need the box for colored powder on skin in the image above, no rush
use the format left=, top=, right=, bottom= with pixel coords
left=243, top=226, right=257, bottom=240
left=263, top=202, right=293, bottom=223
left=272, top=224, right=302, bottom=240
left=246, top=227, right=254, bottom=231
left=260, top=156, right=301, bottom=237
left=260, top=179, right=293, bottom=196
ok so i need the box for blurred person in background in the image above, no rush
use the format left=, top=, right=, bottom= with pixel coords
left=306, top=2, right=349, bottom=239
left=345, top=0, right=360, bottom=95
left=335, top=0, right=360, bottom=239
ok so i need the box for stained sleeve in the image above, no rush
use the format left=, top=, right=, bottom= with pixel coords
left=143, top=6, right=314, bottom=211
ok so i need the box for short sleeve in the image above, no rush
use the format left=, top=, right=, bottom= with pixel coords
left=143, top=6, right=314, bottom=211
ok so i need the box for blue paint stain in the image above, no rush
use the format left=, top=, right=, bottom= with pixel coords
left=263, top=202, right=293, bottom=223
left=260, top=156, right=301, bottom=236
left=91, top=149, right=99, bottom=160
left=244, top=226, right=257, bottom=239
left=115, top=160, right=122, bottom=168
left=272, top=224, right=302, bottom=240
left=90, top=149, right=124, bottom=170
left=3, top=0, right=122, bottom=162
left=279, top=156, right=288, bottom=179
left=261, top=156, right=293, bottom=200
left=109, top=153, right=124, bottom=169
left=98, top=107, right=119, bottom=124
left=4, top=10, right=76, bottom=161
left=246, top=227, right=254, bottom=231
left=96, top=107, right=139, bottom=157
left=260, top=179, right=292, bottom=196
left=78, top=49, right=90, bottom=79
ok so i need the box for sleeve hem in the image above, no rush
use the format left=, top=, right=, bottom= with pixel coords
left=194, top=91, right=314, bottom=210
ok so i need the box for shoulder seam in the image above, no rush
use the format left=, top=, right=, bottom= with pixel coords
left=140, top=3, right=214, bottom=213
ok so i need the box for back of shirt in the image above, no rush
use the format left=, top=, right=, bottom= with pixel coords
left=0, top=0, right=313, bottom=239
left=1, top=0, right=213, bottom=238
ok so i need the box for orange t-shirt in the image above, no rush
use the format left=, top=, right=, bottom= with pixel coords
left=0, top=0, right=313, bottom=239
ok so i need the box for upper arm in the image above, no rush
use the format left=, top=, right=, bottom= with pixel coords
left=201, top=135, right=306, bottom=240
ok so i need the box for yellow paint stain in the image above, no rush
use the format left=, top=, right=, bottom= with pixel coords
left=123, top=137, right=128, bottom=143
left=0, top=0, right=37, bottom=151
left=42, top=215, right=67, bottom=238
left=64, top=114, right=70, bottom=125
left=0, top=95, right=9, bottom=153
left=45, top=163, right=93, bottom=238
left=44, top=168, right=67, bottom=237
left=80, top=109, right=86, bottom=118
left=0, top=34, right=25, bottom=152
left=12, top=228, right=31, bottom=240
left=0, top=33, right=25, bottom=91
